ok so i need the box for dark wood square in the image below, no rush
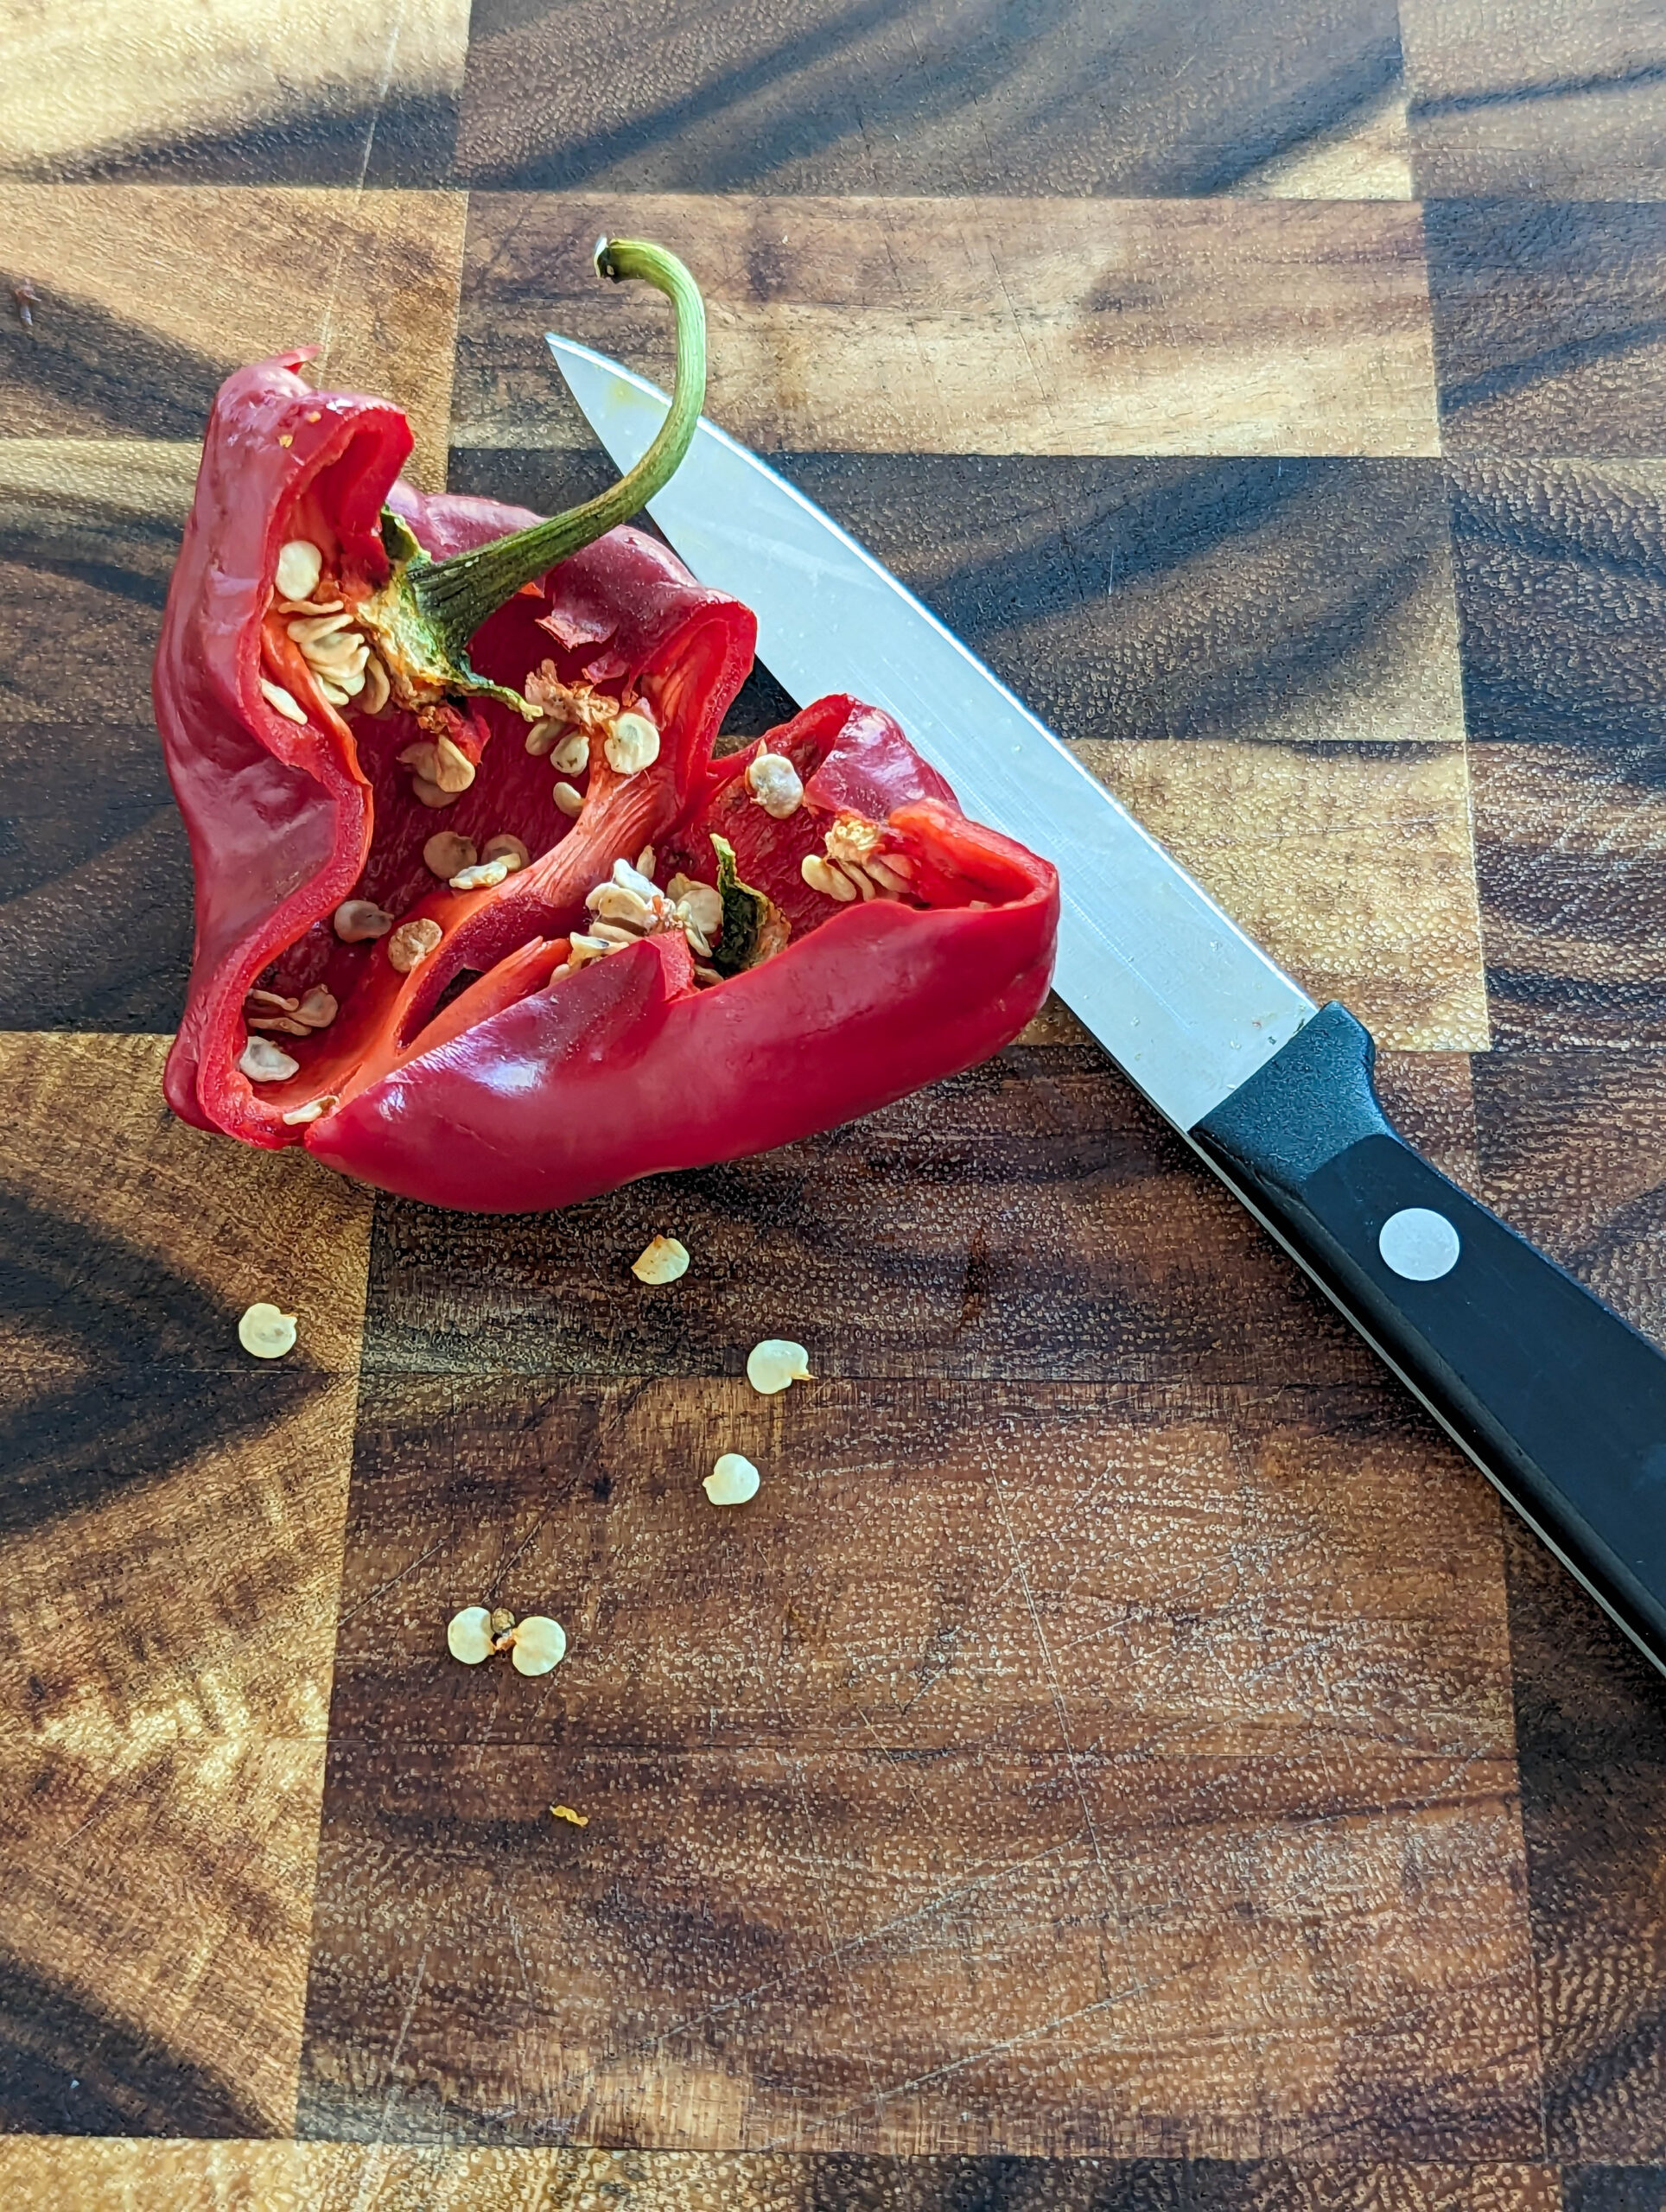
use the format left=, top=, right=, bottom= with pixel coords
left=1426, top=200, right=1666, bottom=454
left=455, top=0, right=1402, bottom=196
left=1448, top=458, right=1666, bottom=1046
left=300, top=1361, right=1533, bottom=2155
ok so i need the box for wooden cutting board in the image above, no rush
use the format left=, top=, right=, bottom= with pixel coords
left=3, top=0, right=1666, bottom=2202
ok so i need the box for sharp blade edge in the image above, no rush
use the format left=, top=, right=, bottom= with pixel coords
left=547, top=335, right=1315, bottom=1131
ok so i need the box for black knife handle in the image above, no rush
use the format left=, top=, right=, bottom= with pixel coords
left=1191, top=1002, right=1666, bottom=1672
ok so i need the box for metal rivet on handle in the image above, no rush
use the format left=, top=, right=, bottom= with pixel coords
left=1378, top=1207, right=1461, bottom=1282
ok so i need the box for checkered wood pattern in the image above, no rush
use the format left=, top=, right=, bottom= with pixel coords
left=3, top=1, right=1666, bottom=2203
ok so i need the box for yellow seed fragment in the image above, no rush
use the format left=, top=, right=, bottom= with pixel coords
left=238, top=1301, right=297, bottom=1359
left=552, top=780, right=584, bottom=818
left=550, top=1805, right=589, bottom=1827
left=388, top=918, right=443, bottom=973
left=359, top=654, right=391, bottom=715
left=746, top=1339, right=813, bottom=1395
left=482, top=835, right=531, bottom=872
left=667, top=875, right=722, bottom=944
left=508, top=1616, right=567, bottom=1675
left=450, top=857, right=512, bottom=892
left=282, top=1095, right=338, bottom=1126
left=447, top=1605, right=493, bottom=1664
left=631, top=1235, right=689, bottom=1285
left=704, top=1453, right=761, bottom=1506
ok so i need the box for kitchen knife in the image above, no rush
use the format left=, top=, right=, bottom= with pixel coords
left=549, top=332, right=1666, bottom=1675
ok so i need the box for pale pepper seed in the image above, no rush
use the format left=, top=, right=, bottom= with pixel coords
left=746, top=1339, right=813, bottom=1395
left=238, top=1302, right=297, bottom=1358
left=704, top=1454, right=761, bottom=1506
left=632, top=1236, right=690, bottom=1285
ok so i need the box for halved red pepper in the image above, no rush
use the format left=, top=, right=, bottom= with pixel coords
left=156, top=241, right=1059, bottom=1214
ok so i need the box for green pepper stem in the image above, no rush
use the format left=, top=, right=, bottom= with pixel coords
left=410, top=238, right=706, bottom=654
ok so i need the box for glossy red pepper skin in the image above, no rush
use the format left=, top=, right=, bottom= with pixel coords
left=157, top=358, right=1060, bottom=1214
left=308, top=697, right=1059, bottom=1211
left=156, top=352, right=754, bottom=1146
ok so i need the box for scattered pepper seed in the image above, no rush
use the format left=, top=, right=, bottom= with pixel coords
left=238, top=1301, right=297, bottom=1359
left=482, top=834, right=531, bottom=873
left=550, top=1805, right=589, bottom=1827
left=704, top=1453, right=761, bottom=1506
left=746, top=747, right=804, bottom=819
left=553, top=780, right=584, bottom=817
left=632, top=1235, right=689, bottom=1285
left=507, top=1616, right=568, bottom=1675
left=746, top=1339, right=813, bottom=1395
left=447, top=1605, right=494, bottom=1664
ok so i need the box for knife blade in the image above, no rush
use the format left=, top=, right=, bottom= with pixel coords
left=549, top=332, right=1666, bottom=1674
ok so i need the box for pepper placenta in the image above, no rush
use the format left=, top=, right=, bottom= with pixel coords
left=156, top=240, right=1059, bottom=1212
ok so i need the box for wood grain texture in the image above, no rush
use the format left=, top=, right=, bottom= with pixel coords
left=359, top=1039, right=1377, bottom=1383
left=1473, top=1049, right=1666, bottom=1352
left=1566, top=2173, right=1666, bottom=2212
left=0, top=0, right=473, bottom=186
left=1374, top=1052, right=1481, bottom=1197
left=0, top=1375, right=354, bottom=2136
left=456, top=0, right=1403, bottom=200
left=1448, top=461, right=1666, bottom=1048
left=0, top=186, right=467, bottom=480
left=0, top=0, right=1658, bottom=2183
left=0, top=2141, right=1569, bottom=2210
left=1425, top=201, right=1666, bottom=456
left=0, top=1033, right=371, bottom=2136
left=1474, top=1042, right=1666, bottom=2169
left=1504, top=1513, right=1666, bottom=2167
left=1078, top=741, right=1489, bottom=1051
left=1401, top=0, right=1666, bottom=199
left=0, top=445, right=198, bottom=1024
left=455, top=194, right=1440, bottom=458
left=299, top=1372, right=1534, bottom=2157
left=448, top=450, right=1468, bottom=750
left=0, top=1032, right=373, bottom=1375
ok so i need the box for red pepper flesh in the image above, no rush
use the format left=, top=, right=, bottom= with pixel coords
left=156, top=359, right=1060, bottom=1213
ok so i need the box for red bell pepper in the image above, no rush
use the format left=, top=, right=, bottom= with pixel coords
left=155, top=240, right=1059, bottom=1213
